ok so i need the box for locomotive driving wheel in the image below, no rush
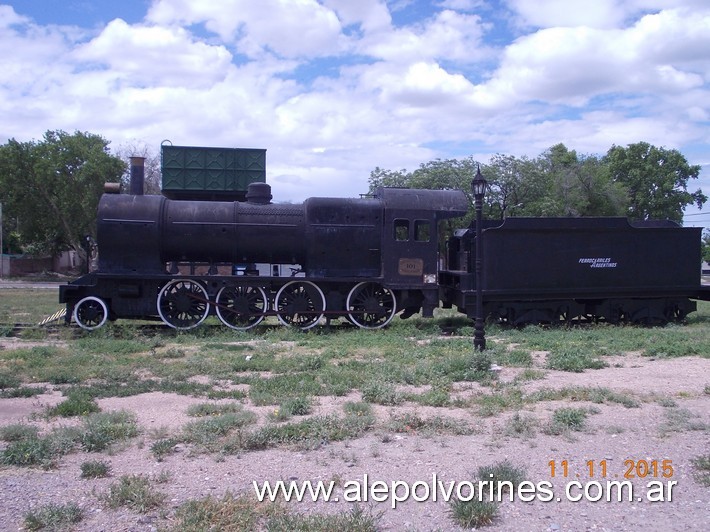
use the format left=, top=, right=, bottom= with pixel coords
left=73, top=296, right=109, bottom=330
left=346, top=282, right=397, bottom=329
left=215, top=285, right=268, bottom=330
left=274, top=281, right=326, bottom=330
left=157, top=279, right=210, bottom=330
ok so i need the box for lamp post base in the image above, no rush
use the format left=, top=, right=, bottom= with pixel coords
left=473, top=318, right=486, bottom=351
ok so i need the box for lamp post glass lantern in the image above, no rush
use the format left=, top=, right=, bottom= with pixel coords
left=472, top=167, right=487, bottom=351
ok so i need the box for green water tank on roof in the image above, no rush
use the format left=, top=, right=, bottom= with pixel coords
left=161, top=145, right=266, bottom=201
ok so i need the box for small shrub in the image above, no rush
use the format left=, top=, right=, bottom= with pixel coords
left=267, top=504, right=379, bottom=531
left=81, top=410, right=139, bottom=452
left=477, top=460, right=527, bottom=493
left=1, top=386, right=46, bottom=398
left=2, top=436, right=54, bottom=467
left=102, top=475, right=165, bottom=513
left=387, top=413, right=473, bottom=435
left=280, top=396, right=313, bottom=416
left=186, top=402, right=246, bottom=417
left=504, top=413, right=538, bottom=439
left=48, top=391, right=100, bottom=417
left=238, top=414, right=374, bottom=452
left=343, top=401, right=373, bottom=417
left=0, top=372, right=21, bottom=389
left=183, top=411, right=257, bottom=446
left=170, top=492, right=284, bottom=530
left=464, top=351, right=495, bottom=382
left=151, top=438, right=181, bottom=461
left=547, top=350, right=607, bottom=372
left=449, top=497, right=498, bottom=528
left=513, top=369, right=546, bottom=383
left=80, top=459, right=111, bottom=479
left=691, top=454, right=710, bottom=486
left=545, top=407, right=589, bottom=434
left=24, top=502, right=83, bottom=531
left=361, top=379, right=403, bottom=405
left=658, top=408, right=708, bottom=436
left=0, top=423, right=39, bottom=442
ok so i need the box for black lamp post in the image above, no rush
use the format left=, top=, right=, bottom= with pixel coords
left=472, top=166, right=487, bottom=351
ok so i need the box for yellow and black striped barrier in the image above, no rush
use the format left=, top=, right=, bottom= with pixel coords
left=37, top=308, right=67, bottom=326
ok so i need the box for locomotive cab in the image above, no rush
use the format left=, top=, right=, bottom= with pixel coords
left=377, top=188, right=468, bottom=317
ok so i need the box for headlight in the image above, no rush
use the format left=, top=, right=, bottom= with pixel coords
left=424, top=273, right=437, bottom=284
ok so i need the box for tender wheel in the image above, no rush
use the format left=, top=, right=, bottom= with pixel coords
left=274, top=281, right=326, bottom=330
left=73, top=296, right=108, bottom=330
left=157, top=279, right=210, bottom=330
left=346, top=282, right=397, bottom=329
left=215, top=285, right=267, bottom=330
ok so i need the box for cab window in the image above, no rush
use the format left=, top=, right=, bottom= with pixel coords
left=394, top=219, right=409, bottom=241
left=414, top=220, right=430, bottom=242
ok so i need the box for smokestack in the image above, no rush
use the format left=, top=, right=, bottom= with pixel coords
left=129, top=156, right=146, bottom=195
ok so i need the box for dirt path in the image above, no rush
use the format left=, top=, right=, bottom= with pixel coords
left=0, top=343, right=708, bottom=531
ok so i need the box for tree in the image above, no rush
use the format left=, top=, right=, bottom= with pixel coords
left=532, top=144, right=627, bottom=217
left=0, top=130, right=125, bottom=260
left=368, top=166, right=411, bottom=191
left=605, top=142, right=706, bottom=223
left=702, top=230, right=710, bottom=264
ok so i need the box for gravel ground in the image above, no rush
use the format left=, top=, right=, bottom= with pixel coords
left=0, top=338, right=708, bottom=531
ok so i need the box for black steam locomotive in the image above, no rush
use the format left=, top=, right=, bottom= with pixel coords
left=59, top=145, right=709, bottom=330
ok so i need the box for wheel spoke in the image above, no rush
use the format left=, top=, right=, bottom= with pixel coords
left=73, top=296, right=109, bottom=330
left=157, top=279, right=210, bottom=330
left=346, top=282, right=396, bottom=329
left=216, top=285, right=267, bottom=330
left=274, top=281, right=325, bottom=330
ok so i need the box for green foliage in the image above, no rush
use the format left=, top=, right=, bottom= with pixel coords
left=80, top=459, right=111, bottom=479
left=702, top=230, right=710, bottom=264
left=361, top=378, right=403, bottom=405
left=387, top=413, right=474, bottom=435
left=102, top=475, right=165, bottom=512
left=477, top=460, right=527, bottom=492
left=691, top=454, right=710, bottom=487
left=1, top=436, right=56, bottom=467
left=0, top=130, right=125, bottom=256
left=605, top=141, right=706, bottom=222
left=449, top=497, right=498, bottom=528
left=150, top=438, right=181, bottom=461
left=169, top=492, right=285, bottom=531
left=182, top=411, right=257, bottom=446
left=546, top=407, right=590, bottom=434
left=658, top=408, right=708, bottom=436
left=546, top=349, right=608, bottom=372
left=80, top=410, right=139, bottom=452
left=0, top=423, right=40, bottom=442
left=367, top=141, right=704, bottom=223
left=267, top=505, right=380, bottom=532
left=504, top=412, right=538, bottom=438
left=186, top=402, right=247, bottom=417
left=24, top=502, right=83, bottom=531
left=238, top=413, right=374, bottom=452
left=48, top=390, right=101, bottom=417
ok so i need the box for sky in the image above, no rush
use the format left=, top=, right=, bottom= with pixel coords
left=1, top=0, right=709, bottom=226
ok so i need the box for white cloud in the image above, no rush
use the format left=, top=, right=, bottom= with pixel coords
left=474, top=7, right=710, bottom=108
left=1, top=0, right=708, bottom=203
left=359, top=9, right=490, bottom=64
left=73, top=19, right=233, bottom=88
left=506, top=0, right=626, bottom=28
left=147, top=0, right=346, bottom=59
left=321, top=0, right=392, bottom=32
